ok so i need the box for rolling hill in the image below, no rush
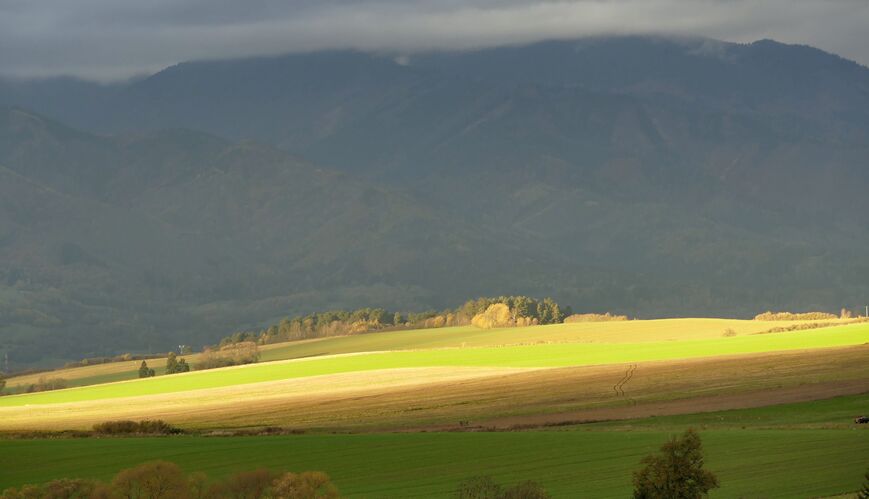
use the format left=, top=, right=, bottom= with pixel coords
left=1, top=318, right=867, bottom=497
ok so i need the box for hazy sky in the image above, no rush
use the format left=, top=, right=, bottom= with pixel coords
left=1, top=0, right=867, bottom=81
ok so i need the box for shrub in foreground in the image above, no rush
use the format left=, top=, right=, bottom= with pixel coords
left=858, top=469, right=869, bottom=499
left=0, top=461, right=340, bottom=499
left=112, top=461, right=188, bottom=499
left=456, top=476, right=550, bottom=499
left=456, top=476, right=502, bottom=499
left=632, top=429, right=719, bottom=499
left=209, top=469, right=277, bottom=498
left=0, top=478, right=109, bottom=499
left=271, top=471, right=340, bottom=499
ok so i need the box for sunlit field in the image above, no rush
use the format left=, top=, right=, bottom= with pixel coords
left=2, top=319, right=866, bottom=497
left=5, top=317, right=844, bottom=391
left=2, top=322, right=866, bottom=407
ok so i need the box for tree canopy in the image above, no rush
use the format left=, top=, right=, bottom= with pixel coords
left=632, top=429, right=719, bottom=499
left=219, top=296, right=572, bottom=347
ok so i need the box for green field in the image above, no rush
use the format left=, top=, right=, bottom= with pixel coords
left=1, top=320, right=867, bottom=497
left=3, top=323, right=866, bottom=407
left=257, top=318, right=790, bottom=361
left=5, top=317, right=841, bottom=392
left=2, top=429, right=866, bottom=498
left=589, top=393, right=869, bottom=430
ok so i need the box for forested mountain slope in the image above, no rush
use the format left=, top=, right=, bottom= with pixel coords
left=1, top=36, right=867, bottom=365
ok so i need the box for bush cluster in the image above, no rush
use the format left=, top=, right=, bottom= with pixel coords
left=0, top=461, right=338, bottom=499
left=564, top=312, right=629, bottom=323
left=24, top=377, right=67, bottom=393
left=92, top=420, right=181, bottom=435
left=859, top=469, right=869, bottom=499
left=456, top=476, right=550, bottom=498
left=138, top=360, right=155, bottom=378
left=63, top=353, right=161, bottom=369
left=196, top=341, right=260, bottom=370
left=165, top=352, right=190, bottom=374
left=754, top=311, right=837, bottom=321
left=760, top=316, right=869, bottom=334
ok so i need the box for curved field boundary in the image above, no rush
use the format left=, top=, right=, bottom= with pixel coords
left=0, top=345, right=866, bottom=432
left=2, top=323, right=867, bottom=408
left=6, top=317, right=843, bottom=389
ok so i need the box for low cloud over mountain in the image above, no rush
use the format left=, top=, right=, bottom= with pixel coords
left=1, top=1, right=868, bottom=80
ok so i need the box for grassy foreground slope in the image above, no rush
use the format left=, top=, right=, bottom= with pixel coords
left=1, top=429, right=867, bottom=498
left=4, top=318, right=842, bottom=390
left=2, top=322, right=867, bottom=407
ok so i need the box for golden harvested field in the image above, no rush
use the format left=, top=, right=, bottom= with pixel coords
left=3, top=344, right=865, bottom=432
left=4, top=317, right=846, bottom=390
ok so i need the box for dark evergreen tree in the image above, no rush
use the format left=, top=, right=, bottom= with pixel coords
left=165, top=352, right=178, bottom=374
left=138, top=361, right=155, bottom=378
left=176, top=358, right=190, bottom=373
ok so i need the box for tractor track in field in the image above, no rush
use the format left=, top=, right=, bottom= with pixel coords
left=613, top=363, right=637, bottom=397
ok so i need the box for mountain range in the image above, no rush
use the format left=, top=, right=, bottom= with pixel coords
left=1, top=36, right=867, bottom=366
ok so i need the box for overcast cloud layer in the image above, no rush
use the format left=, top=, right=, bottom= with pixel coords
left=1, top=0, right=867, bottom=81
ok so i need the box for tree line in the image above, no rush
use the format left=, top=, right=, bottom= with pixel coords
left=139, top=343, right=260, bottom=378
left=63, top=352, right=166, bottom=370
left=220, top=296, right=573, bottom=347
